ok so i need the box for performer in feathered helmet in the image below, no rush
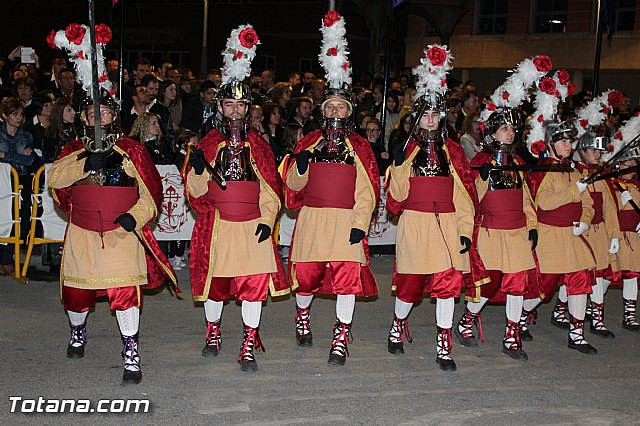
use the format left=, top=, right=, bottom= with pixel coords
left=599, top=114, right=640, bottom=333
left=185, top=24, right=288, bottom=372
left=47, top=22, right=177, bottom=385
left=385, top=45, right=485, bottom=371
left=283, top=10, right=380, bottom=366
left=548, top=90, right=625, bottom=338
left=521, top=75, right=598, bottom=354
left=455, top=56, right=553, bottom=361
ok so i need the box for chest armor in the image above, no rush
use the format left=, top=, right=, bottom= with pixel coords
left=311, top=132, right=355, bottom=165
left=411, top=142, right=449, bottom=177
left=488, top=152, right=522, bottom=190
left=215, top=143, right=256, bottom=182
left=81, top=150, right=136, bottom=187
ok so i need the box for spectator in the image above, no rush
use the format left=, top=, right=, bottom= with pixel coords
left=157, top=59, right=172, bottom=81
left=130, top=112, right=174, bottom=165
left=165, top=67, right=181, bottom=85
left=250, top=104, right=268, bottom=138
left=377, top=92, right=400, bottom=149
left=129, top=58, right=151, bottom=86
left=456, top=90, right=480, bottom=131
left=371, top=84, right=383, bottom=117
left=270, top=82, right=292, bottom=120
left=141, top=74, right=173, bottom=140
left=365, top=118, right=389, bottom=175
left=459, top=112, right=483, bottom=161
left=261, top=69, right=276, bottom=93
left=309, top=78, right=326, bottom=121
left=262, top=101, right=284, bottom=160
left=388, top=111, right=412, bottom=161
left=179, top=75, right=194, bottom=104
left=180, top=80, right=216, bottom=137
left=14, top=77, right=35, bottom=110
left=445, top=98, right=462, bottom=142
left=288, top=71, right=300, bottom=87
left=280, top=122, right=303, bottom=159
left=43, top=56, right=68, bottom=91
left=106, top=59, right=119, bottom=73
left=42, top=97, right=77, bottom=163
left=604, top=108, right=621, bottom=139
left=53, top=68, right=84, bottom=110
left=159, top=80, right=182, bottom=133
left=23, top=93, right=53, bottom=153
left=122, top=84, right=151, bottom=134
left=206, top=69, right=222, bottom=90
left=356, top=110, right=372, bottom=137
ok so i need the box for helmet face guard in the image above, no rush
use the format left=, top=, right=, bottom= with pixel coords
left=577, top=131, right=608, bottom=152
left=619, top=145, right=640, bottom=163
left=321, top=85, right=354, bottom=112
left=545, top=120, right=578, bottom=160
left=79, top=95, right=122, bottom=153
left=217, top=81, right=252, bottom=105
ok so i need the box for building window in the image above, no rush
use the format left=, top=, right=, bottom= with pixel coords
left=534, top=0, right=568, bottom=33
left=477, top=0, right=508, bottom=34
left=617, top=0, right=636, bottom=31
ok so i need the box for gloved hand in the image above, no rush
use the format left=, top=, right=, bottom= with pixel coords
left=459, top=236, right=471, bottom=254
left=576, top=180, right=588, bottom=194
left=572, top=221, right=588, bottom=236
left=83, top=152, right=106, bottom=172
left=636, top=222, right=640, bottom=236
left=393, top=144, right=407, bottom=167
left=609, top=238, right=620, bottom=254
left=296, top=150, right=310, bottom=175
left=621, top=190, right=633, bottom=206
left=528, top=229, right=538, bottom=250
left=189, top=149, right=207, bottom=175
left=255, top=223, right=271, bottom=243
left=113, top=213, right=137, bottom=232
left=479, top=163, right=493, bottom=181
left=349, top=228, right=366, bottom=245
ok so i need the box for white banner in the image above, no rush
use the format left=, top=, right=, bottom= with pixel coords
left=151, top=165, right=197, bottom=241
left=368, top=176, right=397, bottom=245
left=39, top=164, right=68, bottom=241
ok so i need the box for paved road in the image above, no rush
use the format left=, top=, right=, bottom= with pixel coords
left=1, top=254, right=639, bottom=425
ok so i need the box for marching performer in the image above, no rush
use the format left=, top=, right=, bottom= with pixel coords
left=48, top=23, right=176, bottom=385
left=385, top=45, right=484, bottom=371
left=456, top=58, right=554, bottom=361
left=284, top=11, right=379, bottom=365
left=185, top=25, right=288, bottom=372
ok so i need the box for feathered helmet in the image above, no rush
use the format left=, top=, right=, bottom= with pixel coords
left=526, top=69, right=574, bottom=158
left=602, top=113, right=640, bottom=164
left=482, top=55, right=553, bottom=143
left=218, top=24, right=260, bottom=103
left=574, top=89, right=624, bottom=152
left=318, top=11, right=354, bottom=112
left=411, top=44, right=452, bottom=116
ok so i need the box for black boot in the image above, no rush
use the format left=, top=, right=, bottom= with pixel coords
left=66, top=323, right=87, bottom=358
left=436, top=327, right=457, bottom=372
left=295, top=305, right=313, bottom=347
left=551, top=300, right=570, bottom=329
left=503, top=320, right=528, bottom=361
left=622, top=299, right=640, bottom=332
left=122, top=334, right=142, bottom=385
left=202, top=320, right=222, bottom=357
left=568, top=317, right=597, bottom=355
left=518, top=308, right=536, bottom=341
left=454, top=310, right=482, bottom=347
left=387, top=316, right=412, bottom=354
left=328, top=321, right=351, bottom=365
left=589, top=302, right=615, bottom=338
left=237, top=325, right=264, bottom=372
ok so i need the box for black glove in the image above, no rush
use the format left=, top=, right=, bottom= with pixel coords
left=459, top=236, right=471, bottom=254
left=479, top=163, right=493, bottom=181
left=189, top=149, right=206, bottom=175
left=296, top=150, right=310, bottom=175
left=393, top=144, right=407, bottom=167
left=83, top=152, right=106, bottom=172
left=255, top=223, right=271, bottom=243
left=349, top=228, right=366, bottom=245
left=528, top=229, right=538, bottom=251
left=113, top=213, right=136, bottom=232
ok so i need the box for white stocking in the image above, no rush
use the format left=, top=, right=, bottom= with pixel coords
left=67, top=310, right=88, bottom=327
left=394, top=298, right=413, bottom=320
left=506, top=294, right=523, bottom=323
left=116, top=307, right=140, bottom=336
left=204, top=299, right=223, bottom=323
left=336, top=294, right=355, bottom=324
left=435, top=297, right=454, bottom=329
left=241, top=301, right=262, bottom=329
left=567, top=293, right=587, bottom=321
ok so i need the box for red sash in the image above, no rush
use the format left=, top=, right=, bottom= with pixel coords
left=404, top=176, right=455, bottom=213
left=480, top=189, right=526, bottom=230
left=590, top=191, right=604, bottom=225
left=619, top=209, right=640, bottom=232
left=303, top=162, right=356, bottom=209
left=207, top=181, right=261, bottom=222
left=537, top=202, right=582, bottom=227
left=71, top=186, right=138, bottom=232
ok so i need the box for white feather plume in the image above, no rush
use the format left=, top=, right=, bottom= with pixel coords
left=575, top=89, right=616, bottom=137
left=412, top=44, right=452, bottom=104
left=220, top=24, right=260, bottom=85
left=601, top=114, right=640, bottom=162
left=318, top=12, right=351, bottom=89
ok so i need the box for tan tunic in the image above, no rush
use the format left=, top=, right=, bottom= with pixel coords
left=615, top=182, right=640, bottom=271
left=48, top=148, right=154, bottom=289
left=286, top=140, right=376, bottom=264
left=475, top=178, right=537, bottom=273
left=186, top=145, right=280, bottom=277
left=534, top=169, right=596, bottom=273
left=389, top=146, right=473, bottom=274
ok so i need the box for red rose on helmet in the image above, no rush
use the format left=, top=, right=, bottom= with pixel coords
left=95, top=24, right=112, bottom=44
left=580, top=119, right=589, bottom=127
left=65, top=23, right=86, bottom=45
left=607, top=144, right=615, bottom=152
left=540, top=77, right=557, bottom=95
left=608, top=90, right=623, bottom=108
left=615, top=131, right=623, bottom=140
left=531, top=140, right=546, bottom=156
left=46, top=30, right=57, bottom=49
left=98, top=74, right=108, bottom=83
left=487, top=102, right=496, bottom=111
left=603, top=106, right=610, bottom=115
left=502, top=90, right=509, bottom=100
left=239, top=28, right=259, bottom=49
left=533, top=55, right=552, bottom=73
left=323, top=10, right=341, bottom=27
left=557, top=69, right=570, bottom=85
left=427, top=46, right=447, bottom=67
left=327, top=47, right=338, bottom=56
left=567, top=82, right=575, bottom=96
left=537, top=114, right=544, bottom=123
left=341, top=62, right=350, bottom=70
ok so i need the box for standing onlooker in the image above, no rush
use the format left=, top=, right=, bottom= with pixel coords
left=270, top=82, right=292, bottom=121
left=42, top=98, right=77, bottom=163
left=23, top=93, right=52, bottom=155
left=129, top=112, right=175, bottom=166
left=180, top=80, right=216, bottom=137
left=160, top=80, right=182, bottom=134
left=459, top=112, right=483, bottom=161
left=262, top=102, right=284, bottom=161
left=376, top=92, right=400, bottom=149
left=456, top=90, right=480, bottom=131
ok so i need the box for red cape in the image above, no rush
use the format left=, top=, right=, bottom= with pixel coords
left=53, top=137, right=177, bottom=291
left=283, top=129, right=380, bottom=297
left=386, top=138, right=489, bottom=291
left=185, top=129, right=288, bottom=299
